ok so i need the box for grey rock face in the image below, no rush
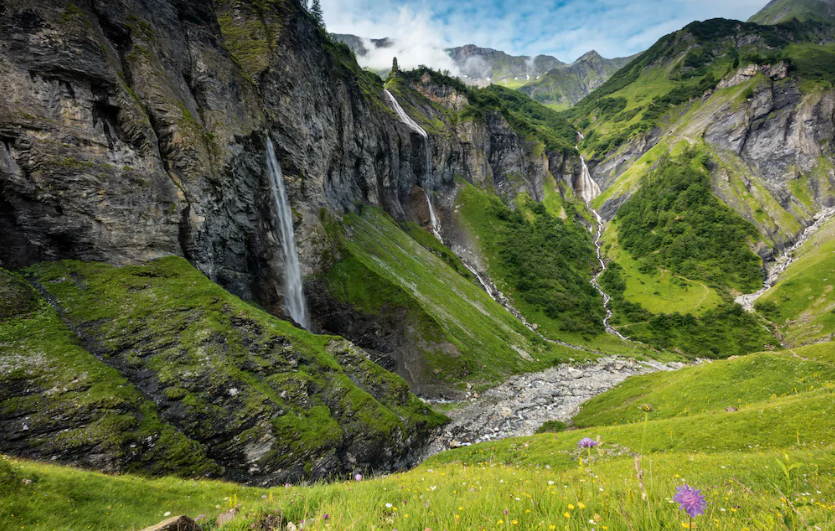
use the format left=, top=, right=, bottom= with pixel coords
left=0, top=0, right=574, bottom=319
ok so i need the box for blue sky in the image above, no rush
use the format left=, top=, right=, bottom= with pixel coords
left=322, top=0, right=770, bottom=68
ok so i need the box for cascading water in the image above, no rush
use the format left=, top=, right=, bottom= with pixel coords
left=423, top=189, right=442, bottom=241
left=576, top=133, right=627, bottom=340
left=266, top=139, right=309, bottom=329
left=385, top=89, right=439, bottom=238
left=736, top=205, right=835, bottom=311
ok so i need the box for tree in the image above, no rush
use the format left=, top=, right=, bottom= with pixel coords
left=310, top=0, right=324, bottom=27
left=391, top=57, right=399, bottom=76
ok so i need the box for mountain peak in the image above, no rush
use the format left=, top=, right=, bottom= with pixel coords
left=577, top=50, right=603, bottom=62
left=749, top=0, right=835, bottom=25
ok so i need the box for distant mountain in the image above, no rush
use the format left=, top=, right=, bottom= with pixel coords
left=749, top=0, right=835, bottom=25
left=519, top=51, right=638, bottom=110
left=446, top=44, right=565, bottom=81
left=331, top=34, right=634, bottom=108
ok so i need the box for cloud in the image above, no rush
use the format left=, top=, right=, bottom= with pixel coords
left=321, top=0, right=770, bottom=63
left=348, top=7, right=461, bottom=74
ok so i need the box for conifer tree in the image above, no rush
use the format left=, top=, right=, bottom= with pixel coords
left=311, top=0, right=324, bottom=27
left=391, top=57, right=399, bottom=76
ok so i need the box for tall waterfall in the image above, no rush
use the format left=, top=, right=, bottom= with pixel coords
left=385, top=89, right=439, bottom=237
left=384, top=89, right=428, bottom=139
left=578, top=156, right=602, bottom=203
left=266, top=139, right=309, bottom=329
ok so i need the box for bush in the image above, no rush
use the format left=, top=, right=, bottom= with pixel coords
left=536, top=420, right=568, bottom=434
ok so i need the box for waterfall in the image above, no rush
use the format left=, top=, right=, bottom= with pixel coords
left=384, top=89, right=428, bottom=139
left=576, top=132, right=627, bottom=340
left=423, top=189, right=442, bottom=241
left=736, top=205, right=835, bottom=311
left=385, top=89, right=439, bottom=237
left=266, top=139, right=309, bottom=329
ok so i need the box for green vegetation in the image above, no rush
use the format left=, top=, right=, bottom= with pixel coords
left=616, top=149, right=763, bottom=293
left=756, top=217, right=835, bottom=346
left=457, top=186, right=603, bottom=335
left=535, top=420, right=567, bottom=434
left=563, top=18, right=830, bottom=158
left=3, top=258, right=444, bottom=480
left=601, top=222, right=724, bottom=316
left=749, top=0, right=835, bottom=25
left=4, top=344, right=834, bottom=530
left=0, top=269, right=218, bottom=477
left=467, top=84, right=577, bottom=153
left=322, top=206, right=586, bottom=389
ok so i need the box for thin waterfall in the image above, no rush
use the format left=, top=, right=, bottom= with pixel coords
left=266, top=139, right=309, bottom=329
left=423, top=189, right=442, bottom=241
left=576, top=132, right=626, bottom=340
left=385, top=89, right=438, bottom=237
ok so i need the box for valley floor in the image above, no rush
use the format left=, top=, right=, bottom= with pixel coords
left=2, top=344, right=833, bottom=531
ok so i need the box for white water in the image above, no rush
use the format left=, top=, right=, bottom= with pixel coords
left=736, top=206, right=835, bottom=311
left=385, top=89, right=440, bottom=239
left=266, top=139, right=309, bottom=329
left=423, top=189, right=442, bottom=241
left=384, top=89, right=427, bottom=139
left=576, top=132, right=626, bottom=340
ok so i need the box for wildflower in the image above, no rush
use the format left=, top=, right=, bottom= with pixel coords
left=673, top=484, right=707, bottom=518
left=355, top=474, right=362, bottom=481
left=578, top=438, right=598, bottom=448
left=386, top=503, right=393, bottom=509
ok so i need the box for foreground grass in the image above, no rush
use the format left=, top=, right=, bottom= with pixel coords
left=2, top=448, right=832, bottom=530
left=2, top=348, right=834, bottom=530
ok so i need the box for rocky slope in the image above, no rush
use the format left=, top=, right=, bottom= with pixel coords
left=563, top=17, right=835, bottom=353
left=0, top=257, right=446, bottom=484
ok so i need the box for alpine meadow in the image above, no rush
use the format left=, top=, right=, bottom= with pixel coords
left=1, top=0, right=835, bottom=530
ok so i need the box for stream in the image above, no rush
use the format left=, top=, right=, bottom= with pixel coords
left=736, top=206, right=835, bottom=311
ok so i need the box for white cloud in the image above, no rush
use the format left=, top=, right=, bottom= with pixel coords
left=321, top=0, right=771, bottom=64
left=350, top=7, right=461, bottom=73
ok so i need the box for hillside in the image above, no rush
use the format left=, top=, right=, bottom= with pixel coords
left=750, top=0, right=835, bottom=25
left=556, top=15, right=835, bottom=354
left=520, top=51, right=637, bottom=110
left=2, top=343, right=833, bottom=530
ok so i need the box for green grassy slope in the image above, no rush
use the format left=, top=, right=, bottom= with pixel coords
left=2, top=258, right=445, bottom=482
left=749, top=0, right=835, bottom=25
left=454, top=181, right=663, bottom=357
left=3, top=344, right=834, bottom=530
left=596, top=150, right=780, bottom=357
left=756, top=217, right=835, bottom=346
left=0, top=269, right=218, bottom=478
left=323, top=206, right=588, bottom=390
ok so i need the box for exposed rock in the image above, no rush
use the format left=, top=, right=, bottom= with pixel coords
left=141, top=515, right=201, bottom=531
left=418, top=357, right=688, bottom=458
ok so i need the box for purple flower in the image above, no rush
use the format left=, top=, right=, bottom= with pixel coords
left=324, top=514, right=330, bottom=521
left=673, top=484, right=707, bottom=518
left=355, top=474, right=362, bottom=481
left=578, top=438, right=598, bottom=448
